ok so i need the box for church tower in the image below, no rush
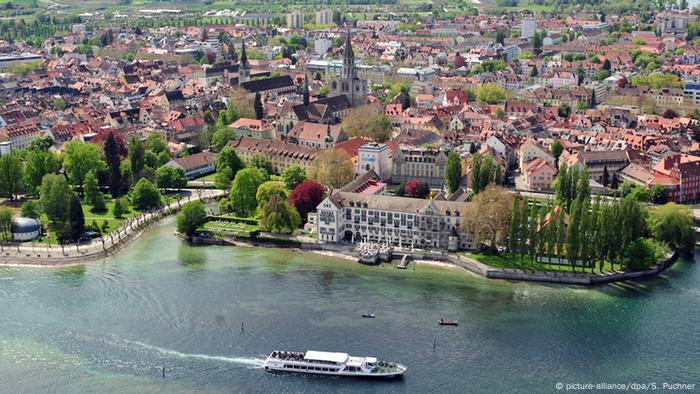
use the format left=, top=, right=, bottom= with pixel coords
left=238, top=40, right=250, bottom=85
left=330, top=25, right=367, bottom=107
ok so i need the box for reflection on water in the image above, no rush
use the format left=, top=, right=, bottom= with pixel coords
left=0, top=219, right=698, bottom=394
left=177, top=242, right=207, bottom=269
left=50, top=265, right=87, bottom=287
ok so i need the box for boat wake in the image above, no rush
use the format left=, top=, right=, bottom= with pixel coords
left=123, top=340, right=265, bottom=368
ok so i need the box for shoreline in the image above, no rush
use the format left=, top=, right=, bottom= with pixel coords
left=0, top=190, right=224, bottom=269
left=308, top=249, right=479, bottom=274
left=1, top=204, right=683, bottom=287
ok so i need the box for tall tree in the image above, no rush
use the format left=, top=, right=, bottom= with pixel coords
left=104, top=131, right=122, bottom=197
left=288, top=180, right=325, bottom=221
left=461, top=185, right=513, bottom=252
left=647, top=202, right=694, bottom=252
left=310, top=150, right=354, bottom=188
left=24, top=149, right=59, bottom=196
left=550, top=139, right=563, bottom=163
left=471, top=153, right=482, bottom=193
left=83, top=170, right=100, bottom=206
left=478, top=155, right=494, bottom=192
left=254, top=92, right=264, bottom=120
left=217, top=147, right=245, bottom=178
left=508, top=195, right=520, bottom=253
left=527, top=203, right=539, bottom=263
left=496, top=29, right=505, bottom=44
left=260, top=195, right=301, bottom=234
left=518, top=198, right=529, bottom=263
left=602, top=165, right=609, bottom=187
left=129, top=136, right=146, bottom=180
left=176, top=200, right=208, bottom=240
left=566, top=199, right=582, bottom=271
left=146, top=131, right=168, bottom=154
left=40, top=174, right=71, bottom=225
left=282, top=165, right=307, bottom=190
left=554, top=164, right=568, bottom=204
left=131, top=178, right=161, bottom=210
left=341, top=105, right=393, bottom=142
left=155, top=166, right=187, bottom=191
left=0, top=153, right=24, bottom=200
left=64, top=141, right=105, bottom=189
left=0, top=207, right=13, bottom=242
left=229, top=167, right=267, bottom=216
left=250, top=154, right=273, bottom=176
left=255, top=181, right=287, bottom=212
left=444, top=150, right=462, bottom=194
left=21, top=200, right=41, bottom=219
left=494, top=165, right=504, bottom=186
left=576, top=167, right=590, bottom=202
left=67, top=193, right=85, bottom=242
left=555, top=206, right=566, bottom=263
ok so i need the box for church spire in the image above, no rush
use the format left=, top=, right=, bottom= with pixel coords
left=342, top=24, right=355, bottom=80
left=240, top=40, right=248, bottom=68
left=238, top=39, right=250, bottom=85
left=344, top=24, right=354, bottom=60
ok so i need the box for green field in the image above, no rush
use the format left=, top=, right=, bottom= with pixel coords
left=200, top=216, right=259, bottom=238
left=193, top=172, right=218, bottom=182
left=462, top=252, right=615, bottom=274
left=34, top=199, right=141, bottom=245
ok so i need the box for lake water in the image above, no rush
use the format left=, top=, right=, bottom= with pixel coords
left=0, top=219, right=698, bottom=393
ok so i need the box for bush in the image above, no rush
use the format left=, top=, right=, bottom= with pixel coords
left=403, top=179, right=430, bottom=198
left=177, top=201, right=208, bottom=238
left=621, top=238, right=667, bottom=271
left=647, top=203, right=695, bottom=252
left=92, top=194, right=107, bottom=212
left=21, top=200, right=41, bottom=219
left=113, top=197, right=129, bottom=218
left=131, top=178, right=161, bottom=210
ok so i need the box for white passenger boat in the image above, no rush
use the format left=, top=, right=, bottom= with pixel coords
left=263, top=350, right=406, bottom=378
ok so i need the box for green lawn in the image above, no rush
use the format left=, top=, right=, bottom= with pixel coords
left=200, top=215, right=259, bottom=238
left=461, top=252, right=615, bottom=274
left=35, top=199, right=142, bottom=245
left=193, top=173, right=218, bottom=182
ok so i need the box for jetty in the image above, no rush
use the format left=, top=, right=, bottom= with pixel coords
left=397, top=255, right=410, bottom=269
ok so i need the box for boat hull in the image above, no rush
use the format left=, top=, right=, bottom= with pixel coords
left=264, top=366, right=405, bottom=379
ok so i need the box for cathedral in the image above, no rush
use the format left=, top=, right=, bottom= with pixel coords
left=330, top=26, right=367, bottom=108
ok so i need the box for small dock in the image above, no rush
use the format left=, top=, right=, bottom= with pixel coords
left=396, top=255, right=410, bottom=269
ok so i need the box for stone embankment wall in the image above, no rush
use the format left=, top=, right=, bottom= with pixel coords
left=1, top=192, right=222, bottom=266
left=448, top=250, right=680, bottom=285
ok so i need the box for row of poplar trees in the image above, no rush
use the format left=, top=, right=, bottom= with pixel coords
left=508, top=164, right=644, bottom=273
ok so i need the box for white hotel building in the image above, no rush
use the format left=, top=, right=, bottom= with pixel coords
left=314, top=173, right=473, bottom=251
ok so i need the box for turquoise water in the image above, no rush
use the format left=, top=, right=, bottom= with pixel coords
left=0, top=219, right=698, bottom=393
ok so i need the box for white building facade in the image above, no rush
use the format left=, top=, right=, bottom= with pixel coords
left=316, top=192, right=473, bottom=251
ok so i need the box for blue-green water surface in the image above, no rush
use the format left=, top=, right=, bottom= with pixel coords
left=0, top=220, right=698, bottom=393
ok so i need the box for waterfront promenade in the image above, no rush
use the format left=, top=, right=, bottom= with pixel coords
left=0, top=188, right=224, bottom=266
